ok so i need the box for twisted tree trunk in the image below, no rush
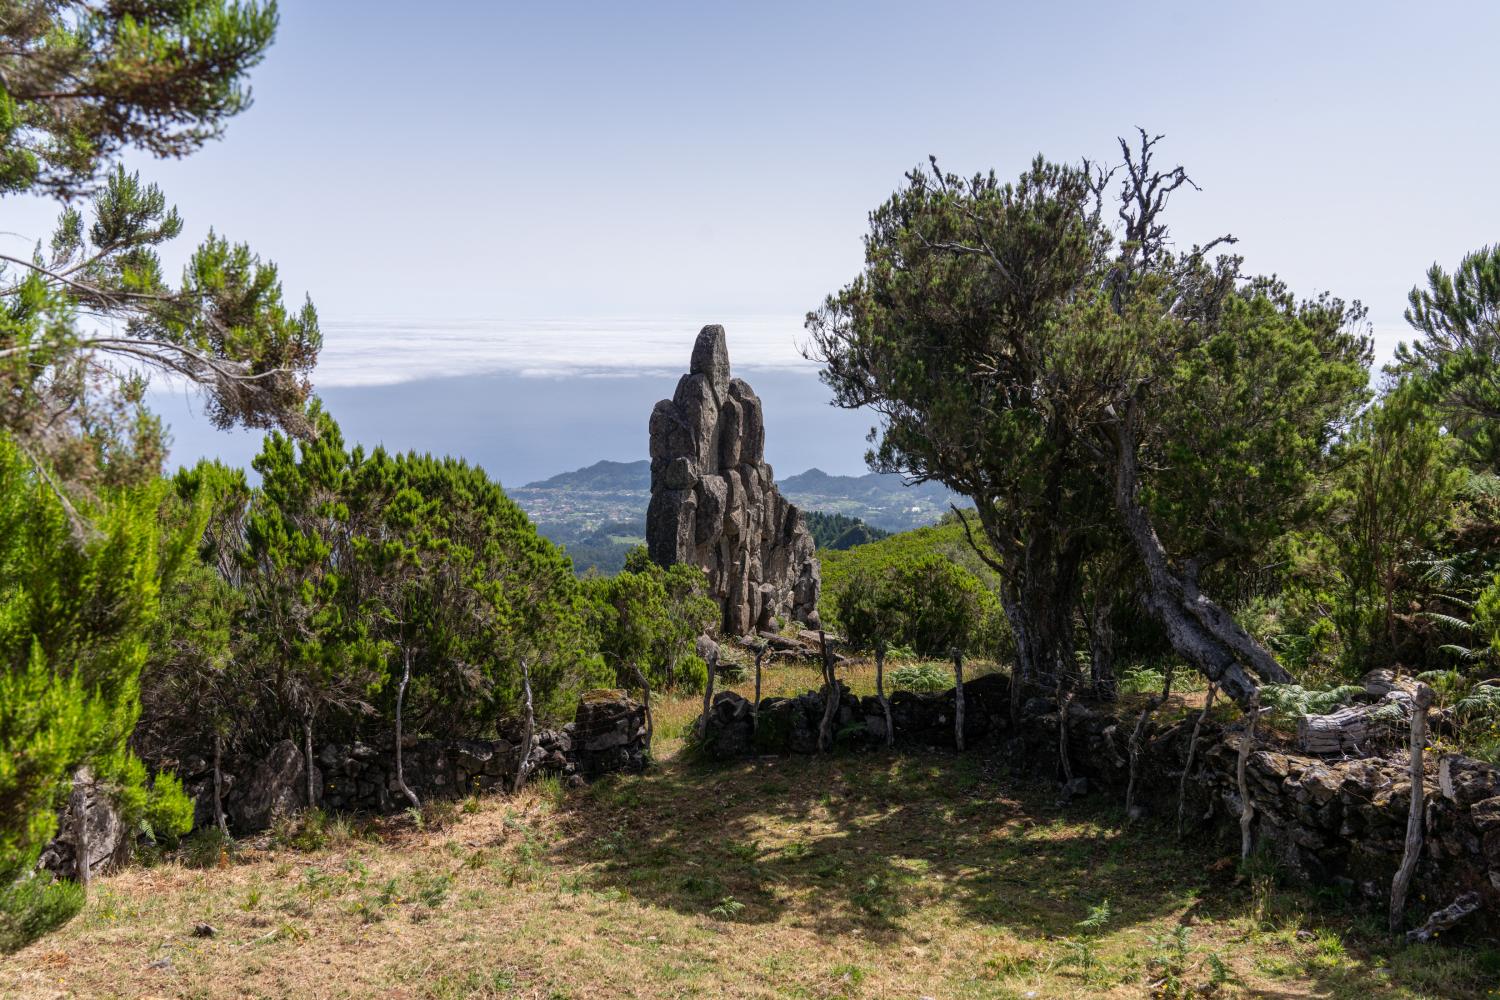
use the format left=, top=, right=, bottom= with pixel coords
left=1110, top=416, right=1289, bottom=709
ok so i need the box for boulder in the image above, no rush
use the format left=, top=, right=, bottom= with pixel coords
left=229, top=739, right=314, bottom=832
left=39, top=770, right=132, bottom=879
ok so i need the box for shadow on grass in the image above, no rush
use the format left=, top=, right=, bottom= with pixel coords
left=549, top=746, right=1497, bottom=999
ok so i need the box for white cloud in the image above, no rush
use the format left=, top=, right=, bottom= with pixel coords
left=313, top=315, right=815, bottom=387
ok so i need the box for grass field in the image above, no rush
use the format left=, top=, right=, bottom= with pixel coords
left=4, top=665, right=1497, bottom=999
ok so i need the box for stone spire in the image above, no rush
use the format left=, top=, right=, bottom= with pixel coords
left=646, top=325, right=821, bottom=635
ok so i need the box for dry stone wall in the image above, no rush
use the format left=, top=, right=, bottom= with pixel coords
left=204, top=692, right=647, bottom=830
left=646, top=325, right=820, bottom=634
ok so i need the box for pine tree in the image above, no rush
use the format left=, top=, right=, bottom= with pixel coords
left=0, top=434, right=191, bottom=951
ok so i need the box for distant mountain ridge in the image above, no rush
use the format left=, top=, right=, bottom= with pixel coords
left=522, top=459, right=650, bottom=492
left=512, top=458, right=960, bottom=573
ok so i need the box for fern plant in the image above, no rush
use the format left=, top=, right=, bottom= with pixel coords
left=1260, top=683, right=1363, bottom=720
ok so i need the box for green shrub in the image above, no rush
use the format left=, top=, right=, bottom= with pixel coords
left=890, top=662, right=951, bottom=693
left=143, top=771, right=195, bottom=847
left=179, top=826, right=235, bottom=869
left=271, top=807, right=352, bottom=852
left=0, top=873, right=84, bottom=953
left=676, top=654, right=708, bottom=695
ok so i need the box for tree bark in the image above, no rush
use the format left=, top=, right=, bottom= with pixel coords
left=1237, top=693, right=1259, bottom=861
left=997, top=564, right=1082, bottom=690
left=213, top=731, right=228, bottom=837
left=1177, top=684, right=1216, bottom=838
left=70, top=767, right=90, bottom=890
left=1390, top=684, right=1434, bottom=932
left=513, top=658, right=534, bottom=794
left=818, top=630, right=840, bottom=752
left=1109, top=416, right=1290, bottom=709
left=875, top=640, right=893, bottom=747
left=955, top=507, right=1083, bottom=719
left=952, top=649, right=966, bottom=752
left=302, top=717, right=315, bottom=810
left=395, top=648, right=420, bottom=810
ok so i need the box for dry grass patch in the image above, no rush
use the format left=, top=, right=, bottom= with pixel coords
left=3, top=697, right=1496, bottom=998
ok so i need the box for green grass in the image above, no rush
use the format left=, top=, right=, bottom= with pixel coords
left=2, top=687, right=1494, bottom=998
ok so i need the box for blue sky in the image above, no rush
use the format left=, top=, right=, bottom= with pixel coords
left=9, top=1, right=1499, bottom=483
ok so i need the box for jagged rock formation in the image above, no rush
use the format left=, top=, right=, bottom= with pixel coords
left=646, top=325, right=820, bottom=634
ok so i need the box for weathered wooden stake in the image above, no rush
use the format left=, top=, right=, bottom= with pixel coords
left=698, top=645, right=718, bottom=740
left=302, top=717, right=316, bottom=809
left=1177, top=684, right=1216, bottom=839
left=513, top=658, right=535, bottom=794
left=395, top=648, right=420, bottom=810
left=951, top=648, right=966, bottom=752
left=70, top=767, right=90, bottom=890
left=752, top=643, right=765, bottom=736
left=1390, top=684, right=1434, bottom=933
left=213, top=731, right=229, bottom=837
left=817, top=630, right=839, bottom=752
left=1058, top=687, right=1076, bottom=787
left=1237, top=691, right=1259, bottom=861
left=634, top=665, right=654, bottom=750
left=1126, top=666, right=1174, bottom=823
left=875, top=639, right=893, bottom=748
left=1124, top=696, right=1160, bottom=823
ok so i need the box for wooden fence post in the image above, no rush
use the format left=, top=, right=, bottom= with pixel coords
left=817, top=630, right=839, bottom=752
left=875, top=639, right=893, bottom=748
left=1177, top=684, right=1216, bottom=839
left=513, top=658, right=535, bottom=794
left=752, top=643, right=765, bottom=737
left=1390, top=684, right=1434, bottom=933
left=952, top=649, right=966, bottom=752
left=1238, top=691, right=1259, bottom=861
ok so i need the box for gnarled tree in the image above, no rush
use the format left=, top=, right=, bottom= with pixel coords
left=809, top=133, right=1370, bottom=707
